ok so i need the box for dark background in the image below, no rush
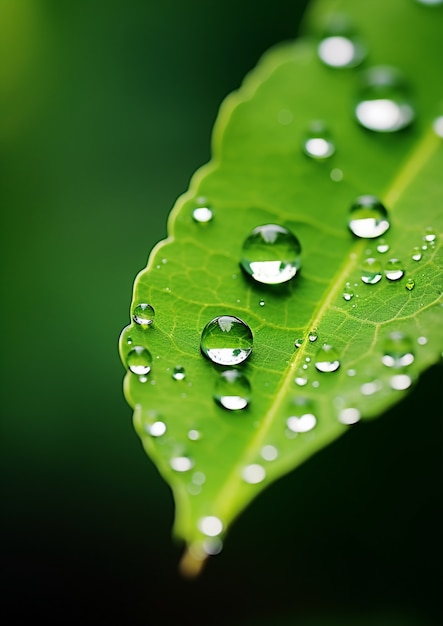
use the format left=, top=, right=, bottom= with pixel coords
left=1, top=1, right=441, bottom=624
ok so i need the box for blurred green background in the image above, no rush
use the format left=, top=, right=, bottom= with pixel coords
left=1, top=1, right=441, bottom=624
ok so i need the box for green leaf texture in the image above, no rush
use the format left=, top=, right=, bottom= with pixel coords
left=118, top=0, right=443, bottom=575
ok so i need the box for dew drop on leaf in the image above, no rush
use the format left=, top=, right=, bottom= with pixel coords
left=384, top=258, right=405, bottom=281
left=294, top=338, right=304, bottom=348
left=343, top=284, right=354, bottom=301
left=213, top=369, right=251, bottom=411
left=389, top=374, right=413, bottom=390
left=240, top=224, right=301, bottom=285
left=330, top=168, right=343, bottom=182
left=308, top=331, right=318, bottom=342
left=381, top=331, right=414, bottom=368
left=360, top=257, right=383, bottom=284
left=376, top=239, right=389, bottom=253
left=286, top=413, right=317, bottom=433
left=302, top=120, right=335, bottom=159
left=172, top=365, right=186, bottom=380
left=348, top=194, right=390, bottom=238
left=170, top=456, right=194, bottom=472
left=149, top=421, right=167, bottom=437
left=294, top=368, right=308, bottom=386
left=242, top=464, right=266, bottom=484
left=187, top=429, right=201, bottom=441
left=338, top=407, right=361, bottom=425
left=354, top=65, right=416, bottom=132
left=259, top=299, right=265, bottom=307
left=317, top=15, right=366, bottom=68
left=423, top=226, right=437, bottom=243
left=192, top=197, right=213, bottom=223
left=133, top=303, right=155, bottom=327
left=433, top=115, right=443, bottom=137
left=201, top=315, right=253, bottom=365
left=198, top=516, right=223, bottom=537
left=405, top=278, right=415, bottom=291
left=412, top=246, right=422, bottom=261
left=314, top=343, right=341, bottom=372
left=126, top=346, right=152, bottom=375
left=260, top=445, right=279, bottom=461
left=415, top=0, right=443, bottom=6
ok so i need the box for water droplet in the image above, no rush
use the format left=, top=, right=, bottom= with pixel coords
left=314, top=344, right=340, bottom=373
left=126, top=346, right=152, bottom=375
left=412, top=246, right=422, bottom=261
left=376, top=239, right=389, bottom=253
left=201, top=315, right=253, bottom=365
left=198, top=516, right=223, bottom=537
left=355, top=66, right=416, bottom=132
left=343, top=285, right=354, bottom=301
left=242, top=464, right=266, bottom=484
left=360, top=257, right=383, bottom=284
left=415, top=0, right=443, bottom=6
left=405, top=279, right=415, bottom=291
left=149, top=421, right=167, bottom=437
left=259, top=299, right=265, bottom=307
left=330, top=168, right=343, bottom=182
left=381, top=331, right=414, bottom=368
left=170, top=456, right=194, bottom=472
left=261, top=445, right=278, bottom=461
left=172, top=365, right=186, bottom=380
left=188, top=429, right=201, bottom=441
left=303, top=120, right=335, bottom=159
left=294, top=338, right=304, bottom=348
left=360, top=380, right=382, bottom=396
left=133, top=303, right=155, bottom=327
left=389, top=374, right=412, bottom=390
left=214, top=369, right=251, bottom=410
left=347, top=368, right=357, bottom=376
left=423, top=226, right=436, bottom=243
left=348, top=195, right=390, bottom=238
left=294, top=368, right=308, bottom=386
left=287, top=413, right=317, bottom=433
left=417, top=336, right=428, bottom=345
left=317, top=16, right=366, bottom=68
left=433, top=116, right=443, bottom=138
left=240, top=224, right=301, bottom=285
left=339, top=407, right=361, bottom=425
left=384, top=258, right=404, bottom=281
left=308, top=331, right=318, bottom=342
left=192, top=198, right=213, bottom=223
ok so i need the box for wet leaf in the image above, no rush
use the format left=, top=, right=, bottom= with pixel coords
left=118, top=0, right=443, bottom=575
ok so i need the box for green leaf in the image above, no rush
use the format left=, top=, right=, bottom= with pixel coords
left=118, top=0, right=443, bottom=575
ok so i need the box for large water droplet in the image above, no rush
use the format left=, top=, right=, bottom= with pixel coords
left=214, top=369, right=251, bottom=410
left=201, top=315, right=253, bottom=365
left=172, top=365, right=186, bottom=380
left=126, top=346, right=152, bottom=375
left=389, top=374, right=412, bottom=390
left=360, top=257, right=383, bottom=284
left=348, top=195, right=390, bottom=238
left=355, top=66, right=415, bottom=133
left=384, top=258, right=404, bottom=281
left=240, top=224, right=301, bottom=285
left=317, top=15, right=366, bottom=68
left=133, top=303, right=155, bottom=327
left=198, top=516, right=223, bottom=537
left=381, top=331, right=414, bottom=368
left=303, top=121, right=335, bottom=159
left=314, top=343, right=340, bottom=372
left=242, top=464, right=266, bottom=484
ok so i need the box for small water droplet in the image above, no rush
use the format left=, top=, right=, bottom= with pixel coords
left=303, top=120, right=335, bottom=159
left=355, top=66, right=416, bottom=133
left=170, top=456, right=194, bottom=472
left=405, top=279, right=415, bottom=291
left=376, top=239, right=389, bottom=253
left=381, top=331, right=414, bottom=368
left=188, top=429, right=201, bottom=441
left=198, top=516, right=223, bottom=537
left=192, top=198, right=213, bottom=223
left=389, top=374, right=412, bottom=390
left=133, top=303, right=155, bottom=327
left=126, top=346, right=152, bottom=375
left=149, top=421, right=167, bottom=437
left=360, top=257, right=383, bottom=284
left=338, top=407, right=361, bottom=425
left=343, top=285, right=354, bottom=301
left=360, top=380, right=382, bottom=396
left=172, top=365, right=186, bottom=380
left=261, top=445, right=279, bottom=461
left=201, top=315, right=253, bottom=365
left=294, top=367, right=308, bottom=386
left=412, top=246, right=422, bottom=261
left=348, top=195, right=390, bottom=238
left=294, top=338, right=304, bottom=348
left=384, top=258, right=404, bottom=281
left=139, top=375, right=148, bottom=383
left=433, top=115, right=443, bottom=138
left=330, top=168, right=343, bottom=182
left=417, top=336, right=428, bottom=345
left=314, top=343, right=340, bottom=372
left=259, top=299, right=265, bottom=307
left=317, top=16, right=366, bottom=68
left=423, top=226, right=436, bottom=243
left=240, top=224, right=301, bottom=285
left=287, top=413, right=317, bottom=433
left=242, top=464, right=266, bottom=484
left=308, top=331, right=318, bottom=342
left=214, top=369, right=251, bottom=410
left=347, top=368, right=357, bottom=376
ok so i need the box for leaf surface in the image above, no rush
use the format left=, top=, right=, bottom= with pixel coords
left=119, top=0, right=443, bottom=575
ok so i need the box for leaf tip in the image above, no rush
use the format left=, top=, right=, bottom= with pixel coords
left=178, top=545, right=208, bottom=579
